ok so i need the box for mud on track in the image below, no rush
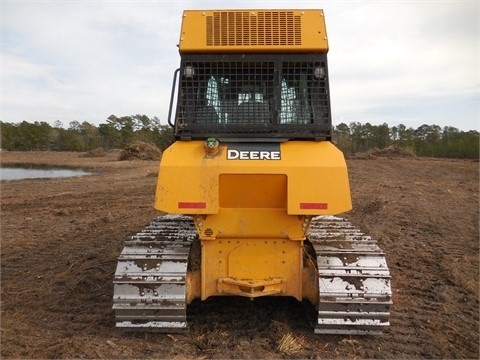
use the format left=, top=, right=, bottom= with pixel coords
left=1, top=151, right=478, bottom=359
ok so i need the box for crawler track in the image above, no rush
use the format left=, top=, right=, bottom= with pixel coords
left=113, top=215, right=391, bottom=335
left=112, top=215, right=197, bottom=332
left=308, top=216, right=392, bottom=335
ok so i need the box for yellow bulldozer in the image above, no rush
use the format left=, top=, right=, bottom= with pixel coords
left=113, top=9, right=392, bottom=335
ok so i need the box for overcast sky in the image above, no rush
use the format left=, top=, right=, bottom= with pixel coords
left=2, top=0, right=479, bottom=131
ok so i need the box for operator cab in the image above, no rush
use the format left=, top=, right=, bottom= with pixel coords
left=170, top=54, right=332, bottom=141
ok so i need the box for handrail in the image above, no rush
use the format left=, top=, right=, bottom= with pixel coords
left=167, top=68, right=180, bottom=127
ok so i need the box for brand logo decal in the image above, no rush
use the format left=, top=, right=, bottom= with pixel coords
left=226, top=143, right=281, bottom=160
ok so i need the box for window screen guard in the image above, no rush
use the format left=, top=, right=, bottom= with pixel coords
left=174, top=54, right=332, bottom=140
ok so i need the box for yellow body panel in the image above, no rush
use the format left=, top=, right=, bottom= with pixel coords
left=179, top=9, right=328, bottom=53
left=155, top=141, right=351, bottom=216
left=202, top=238, right=302, bottom=300
left=155, top=140, right=351, bottom=301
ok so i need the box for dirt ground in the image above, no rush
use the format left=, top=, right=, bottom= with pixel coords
left=1, top=151, right=478, bottom=359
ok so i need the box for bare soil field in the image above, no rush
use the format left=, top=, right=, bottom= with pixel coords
left=1, top=151, right=478, bottom=359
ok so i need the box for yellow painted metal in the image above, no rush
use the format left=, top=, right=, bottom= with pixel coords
left=302, top=249, right=319, bottom=305
left=195, top=207, right=307, bottom=299
left=155, top=140, right=351, bottom=301
left=179, top=9, right=328, bottom=53
left=217, top=277, right=284, bottom=298
left=219, top=174, right=286, bottom=209
left=186, top=270, right=200, bottom=304
left=155, top=140, right=351, bottom=217
left=201, top=237, right=303, bottom=300
left=193, top=208, right=309, bottom=240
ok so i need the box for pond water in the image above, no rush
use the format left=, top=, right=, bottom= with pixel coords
left=0, top=166, right=92, bottom=181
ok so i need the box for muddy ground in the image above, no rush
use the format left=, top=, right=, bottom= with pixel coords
left=1, top=151, right=478, bottom=359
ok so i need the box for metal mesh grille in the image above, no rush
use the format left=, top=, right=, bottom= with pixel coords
left=206, top=11, right=301, bottom=47
left=180, top=61, right=274, bottom=125
left=175, top=55, right=331, bottom=140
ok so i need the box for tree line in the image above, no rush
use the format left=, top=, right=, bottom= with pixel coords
left=0, top=116, right=478, bottom=159
left=0, top=115, right=174, bottom=152
left=334, top=122, right=479, bottom=159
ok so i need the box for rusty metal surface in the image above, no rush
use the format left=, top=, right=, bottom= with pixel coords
left=308, top=216, right=392, bottom=335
